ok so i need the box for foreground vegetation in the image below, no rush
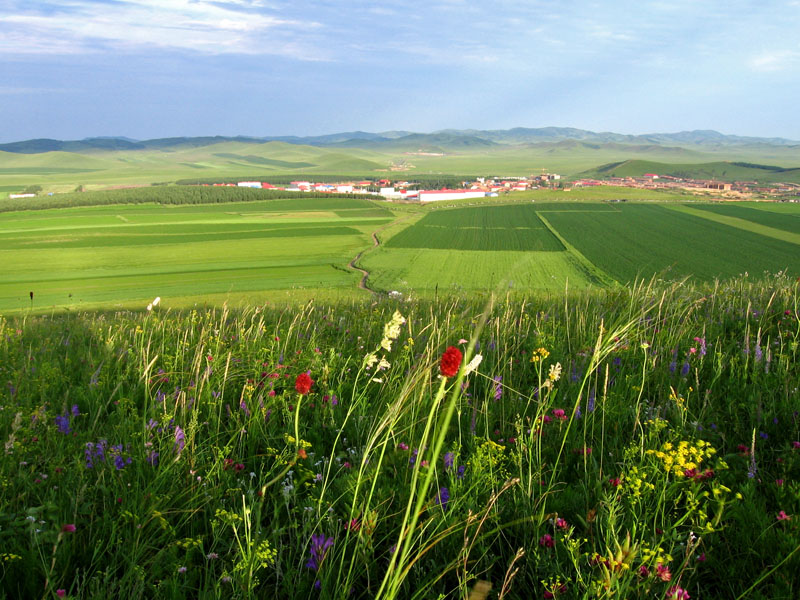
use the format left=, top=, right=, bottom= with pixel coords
left=1, top=274, right=799, bottom=599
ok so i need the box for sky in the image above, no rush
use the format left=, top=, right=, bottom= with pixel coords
left=1, top=0, right=800, bottom=142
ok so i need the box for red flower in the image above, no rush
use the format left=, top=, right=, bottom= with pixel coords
left=61, top=524, right=76, bottom=533
left=295, top=372, right=313, bottom=395
left=440, top=346, right=463, bottom=377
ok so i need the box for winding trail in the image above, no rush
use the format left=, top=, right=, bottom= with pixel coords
left=348, top=214, right=415, bottom=294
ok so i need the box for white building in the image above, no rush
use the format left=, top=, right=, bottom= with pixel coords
left=418, top=189, right=487, bottom=202
left=237, top=181, right=262, bottom=188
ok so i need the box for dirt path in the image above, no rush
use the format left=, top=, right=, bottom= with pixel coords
left=348, top=231, right=380, bottom=292
left=349, top=215, right=414, bottom=294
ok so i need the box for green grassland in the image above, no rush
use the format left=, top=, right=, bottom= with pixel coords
left=4, top=137, right=800, bottom=196
left=2, top=186, right=800, bottom=312
left=581, top=159, right=800, bottom=183
left=0, top=198, right=393, bottom=313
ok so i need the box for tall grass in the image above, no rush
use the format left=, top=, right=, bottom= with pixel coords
left=1, top=273, right=798, bottom=599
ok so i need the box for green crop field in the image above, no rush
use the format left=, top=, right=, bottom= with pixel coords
left=539, top=203, right=800, bottom=283
left=0, top=197, right=394, bottom=313
left=3, top=186, right=800, bottom=312
left=691, top=203, right=800, bottom=235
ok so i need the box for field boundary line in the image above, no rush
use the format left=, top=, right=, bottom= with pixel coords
left=663, top=204, right=800, bottom=246
left=537, top=213, right=618, bottom=287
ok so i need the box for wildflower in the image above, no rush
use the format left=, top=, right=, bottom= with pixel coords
left=295, top=372, right=313, bottom=395
left=380, top=310, right=406, bottom=351
left=55, top=413, right=72, bottom=435
left=464, top=353, right=483, bottom=375
left=206, top=552, right=219, bottom=560
left=493, top=375, right=502, bottom=400
left=552, top=408, right=567, bottom=421
left=177, top=566, right=187, bottom=574
left=680, top=362, right=690, bottom=376
left=298, top=448, right=308, bottom=460
left=306, top=534, right=334, bottom=571
left=443, top=452, right=454, bottom=469
left=61, top=524, right=76, bottom=533
left=56, top=591, right=66, bottom=598
left=397, top=442, right=409, bottom=451
left=665, top=586, right=690, bottom=600
left=555, top=517, right=568, bottom=530
left=656, top=563, right=671, bottom=582
left=638, top=565, right=649, bottom=577
left=437, top=487, right=450, bottom=509
left=793, top=441, right=800, bottom=449
left=174, top=426, right=185, bottom=454
left=539, top=534, right=554, bottom=548
left=777, top=511, right=792, bottom=521
left=548, top=362, right=562, bottom=382
left=440, top=346, right=462, bottom=377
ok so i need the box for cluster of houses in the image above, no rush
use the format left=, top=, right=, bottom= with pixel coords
left=572, top=174, right=800, bottom=199
left=201, top=173, right=564, bottom=203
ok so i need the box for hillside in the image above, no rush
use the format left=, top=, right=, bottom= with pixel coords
left=582, top=159, right=800, bottom=183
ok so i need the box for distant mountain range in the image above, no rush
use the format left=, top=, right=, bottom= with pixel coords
left=1, top=128, right=798, bottom=154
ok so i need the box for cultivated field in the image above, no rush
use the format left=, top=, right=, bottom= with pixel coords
left=363, top=201, right=800, bottom=294
left=2, top=190, right=800, bottom=312
left=0, top=195, right=393, bottom=312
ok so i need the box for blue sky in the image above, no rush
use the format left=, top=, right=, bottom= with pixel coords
left=1, top=0, right=799, bottom=142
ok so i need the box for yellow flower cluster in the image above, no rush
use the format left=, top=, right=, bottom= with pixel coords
left=176, top=537, right=203, bottom=550
left=640, top=544, right=673, bottom=566
left=470, top=439, right=509, bottom=482
left=0, top=553, right=21, bottom=562
left=530, top=347, right=550, bottom=363
left=255, top=540, right=277, bottom=568
left=621, top=466, right=655, bottom=498
left=646, top=439, right=716, bottom=477
left=214, top=508, right=243, bottom=526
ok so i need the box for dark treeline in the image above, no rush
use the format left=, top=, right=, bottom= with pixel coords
left=0, top=186, right=378, bottom=213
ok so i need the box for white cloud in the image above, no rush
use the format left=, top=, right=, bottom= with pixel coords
left=749, top=50, right=800, bottom=72
left=0, top=0, right=326, bottom=58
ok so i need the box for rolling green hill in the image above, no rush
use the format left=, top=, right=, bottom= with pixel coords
left=582, top=159, right=800, bottom=183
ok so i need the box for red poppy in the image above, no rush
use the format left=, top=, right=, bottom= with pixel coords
left=295, top=372, right=313, bottom=395
left=440, top=346, right=462, bottom=377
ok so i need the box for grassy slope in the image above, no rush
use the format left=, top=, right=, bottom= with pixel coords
left=3, top=139, right=800, bottom=195
left=0, top=200, right=393, bottom=313
left=581, top=159, right=800, bottom=183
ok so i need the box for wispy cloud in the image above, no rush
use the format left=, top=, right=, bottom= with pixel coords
left=749, top=50, right=800, bottom=72
left=0, top=0, right=326, bottom=59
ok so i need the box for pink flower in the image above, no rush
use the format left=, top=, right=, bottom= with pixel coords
left=777, top=510, right=792, bottom=521
left=609, top=477, right=622, bottom=487
left=638, top=565, right=649, bottom=577
left=552, top=408, right=567, bottom=421
left=56, top=591, right=66, bottom=598
left=656, top=563, right=672, bottom=582
left=539, top=534, right=554, bottom=548
left=555, top=517, right=568, bottom=529
left=792, top=441, right=800, bottom=449
left=665, top=586, right=690, bottom=600
left=61, top=524, right=76, bottom=533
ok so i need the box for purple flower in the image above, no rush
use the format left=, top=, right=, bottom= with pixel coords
left=443, top=452, right=454, bottom=470
left=55, top=413, right=72, bottom=435
left=174, top=426, right=185, bottom=454
left=437, top=487, right=450, bottom=509
left=587, top=389, right=595, bottom=413
left=146, top=451, right=159, bottom=466
left=306, top=534, right=334, bottom=571
left=71, top=404, right=79, bottom=417
left=457, top=465, right=466, bottom=479
left=240, top=400, right=250, bottom=417
left=493, top=376, right=502, bottom=401
left=681, top=362, right=690, bottom=377
left=755, top=343, right=763, bottom=363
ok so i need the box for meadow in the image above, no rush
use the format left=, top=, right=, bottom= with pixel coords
left=0, top=194, right=394, bottom=313
left=1, top=274, right=798, bottom=599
